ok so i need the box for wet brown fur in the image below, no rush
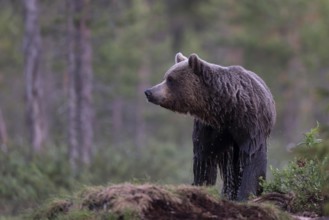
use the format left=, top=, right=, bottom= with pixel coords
left=145, top=53, right=276, bottom=201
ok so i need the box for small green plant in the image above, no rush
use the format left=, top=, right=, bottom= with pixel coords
left=297, top=122, right=322, bottom=148
left=261, top=124, right=329, bottom=215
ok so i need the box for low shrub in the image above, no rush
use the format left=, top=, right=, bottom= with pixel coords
left=261, top=124, right=329, bottom=215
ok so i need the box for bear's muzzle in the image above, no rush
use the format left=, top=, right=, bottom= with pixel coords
left=144, top=89, right=153, bottom=102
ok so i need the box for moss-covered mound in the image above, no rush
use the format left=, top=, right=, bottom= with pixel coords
left=31, top=183, right=292, bottom=220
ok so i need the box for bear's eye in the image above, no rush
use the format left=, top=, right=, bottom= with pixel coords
left=167, top=76, right=174, bottom=84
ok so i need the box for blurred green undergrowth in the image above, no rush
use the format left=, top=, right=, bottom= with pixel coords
left=0, top=140, right=192, bottom=217
left=262, top=123, right=329, bottom=215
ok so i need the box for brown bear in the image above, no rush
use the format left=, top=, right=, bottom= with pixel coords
left=144, top=53, right=276, bottom=201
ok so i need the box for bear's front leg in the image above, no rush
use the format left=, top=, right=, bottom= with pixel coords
left=192, top=120, right=219, bottom=186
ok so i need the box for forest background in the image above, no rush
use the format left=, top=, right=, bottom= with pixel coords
left=0, top=0, right=329, bottom=217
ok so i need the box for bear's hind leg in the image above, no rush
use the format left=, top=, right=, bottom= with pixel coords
left=237, top=144, right=267, bottom=201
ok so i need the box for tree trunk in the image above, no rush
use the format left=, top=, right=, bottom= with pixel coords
left=135, top=59, right=150, bottom=148
left=66, top=0, right=79, bottom=173
left=111, top=98, right=123, bottom=144
left=78, top=0, right=93, bottom=164
left=66, top=0, right=93, bottom=171
left=23, top=0, right=45, bottom=152
left=281, top=31, right=306, bottom=143
left=0, top=108, right=8, bottom=153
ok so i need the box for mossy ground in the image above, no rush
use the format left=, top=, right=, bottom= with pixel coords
left=30, top=183, right=293, bottom=220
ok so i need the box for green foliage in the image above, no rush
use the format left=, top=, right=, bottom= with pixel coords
left=89, top=140, right=192, bottom=185
left=261, top=125, right=329, bottom=214
left=0, top=146, right=77, bottom=215
left=0, top=141, right=192, bottom=216
left=297, top=122, right=322, bottom=148
left=262, top=159, right=325, bottom=213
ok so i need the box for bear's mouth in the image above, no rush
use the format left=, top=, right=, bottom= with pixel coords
left=159, top=101, right=189, bottom=115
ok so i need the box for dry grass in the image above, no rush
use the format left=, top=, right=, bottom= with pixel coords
left=31, top=183, right=293, bottom=220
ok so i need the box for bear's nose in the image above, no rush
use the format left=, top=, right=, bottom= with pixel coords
left=144, top=89, right=152, bottom=100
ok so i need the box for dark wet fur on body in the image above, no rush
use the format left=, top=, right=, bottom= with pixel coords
left=145, top=53, right=276, bottom=201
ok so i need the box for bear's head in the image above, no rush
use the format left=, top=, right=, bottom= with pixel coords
left=144, top=52, right=208, bottom=115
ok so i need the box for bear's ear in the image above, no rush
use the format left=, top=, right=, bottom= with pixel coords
left=188, top=53, right=203, bottom=75
left=175, top=52, right=187, bottom=63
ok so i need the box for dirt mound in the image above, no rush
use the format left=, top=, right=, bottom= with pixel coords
left=32, top=183, right=291, bottom=220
